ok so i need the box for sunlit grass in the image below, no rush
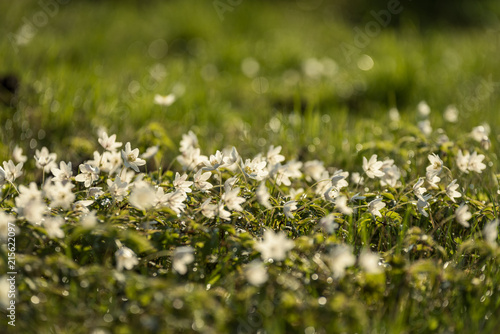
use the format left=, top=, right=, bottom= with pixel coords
left=1, top=1, right=500, bottom=333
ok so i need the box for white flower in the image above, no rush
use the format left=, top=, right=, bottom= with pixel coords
left=98, top=132, right=122, bottom=151
left=115, top=246, right=139, bottom=271
left=241, top=157, right=268, bottom=181
left=315, top=173, right=331, bottom=198
left=418, top=119, right=432, bottom=136
left=427, top=174, right=441, bottom=189
left=255, top=230, right=294, bottom=262
left=154, top=93, right=176, bottom=106
left=273, top=160, right=303, bottom=186
left=223, top=187, right=245, bottom=212
left=173, top=172, right=193, bottom=193
left=336, top=195, right=353, bottom=215
left=200, top=198, right=217, bottom=219
left=81, top=211, right=98, bottom=229
left=417, top=100, right=431, bottom=117
left=456, top=203, right=472, bottom=227
left=179, top=131, right=198, bottom=153
left=15, top=182, right=46, bottom=225
left=303, top=160, right=325, bottom=182
left=320, top=214, right=338, bottom=234
left=129, top=183, right=156, bottom=211
left=256, top=183, right=272, bottom=209
left=444, top=105, right=458, bottom=123
left=172, top=246, right=194, bottom=275
left=467, top=151, right=486, bottom=174
left=51, top=161, right=72, bottom=183
left=324, top=186, right=340, bottom=202
left=266, top=145, right=286, bottom=169
left=16, top=182, right=42, bottom=206
left=222, top=146, right=240, bottom=168
left=43, top=216, right=65, bottom=238
left=245, top=260, right=268, bottom=286
left=121, top=142, right=146, bottom=173
left=177, top=147, right=207, bottom=171
left=155, top=188, right=187, bottom=215
left=140, top=146, right=159, bottom=160
left=416, top=194, right=432, bottom=217
left=87, top=151, right=110, bottom=172
left=456, top=150, right=470, bottom=173
left=13, top=145, right=27, bottom=163
left=44, top=181, right=75, bottom=210
left=288, top=188, right=304, bottom=201
left=75, top=163, right=100, bottom=188
left=201, top=199, right=230, bottom=221
left=72, top=200, right=94, bottom=214
left=426, top=153, right=443, bottom=180
left=203, top=150, right=225, bottom=171
left=389, top=107, right=400, bottom=122
left=1, top=160, right=23, bottom=183
left=193, top=169, right=213, bottom=192
left=328, top=245, right=356, bottom=278
left=483, top=220, right=498, bottom=247
left=105, top=151, right=123, bottom=174
left=34, top=147, right=57, bottom=172
left=413, top=177, right=427, bottom=202
left=368, top=198, right=385, bottom=218
left=363, top=154, right=384, bottom=179
left=470, top=125, right=489, bottom=142
left=446, top=179, right=461, bottom=203
left=331, top=170, right=349, bottom=189
left=380, top=161, right=401, bottom=188
left=481, top=136, right=491, bottom=150
left=217, top=202, right=231, bottom=221
left=359, top=250, right=383, bottom=274
left=89, top=187, right=104, bottom=198
left=107, top=178, right=129, bottom=202
left=351, top=172, right=364, bottom=185
left=283, top=200, right=298, bottom=219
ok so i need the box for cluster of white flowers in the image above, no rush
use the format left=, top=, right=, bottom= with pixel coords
left=0, top=115, right=496, bottom=279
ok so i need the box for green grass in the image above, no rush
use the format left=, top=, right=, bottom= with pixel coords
left=1, top=1, right=500, bottom=333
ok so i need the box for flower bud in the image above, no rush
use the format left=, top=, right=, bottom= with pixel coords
left=481, top=136, right=491, bottom=150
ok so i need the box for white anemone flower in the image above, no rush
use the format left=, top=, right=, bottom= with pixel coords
left=336, top=195, right=353, bottom=215
left=483, top=220, right=498, bottom=247
left=359, top=250, right=383, bottom=274
left=75, top=163, right=100, bottom=188
left=446, top=179, right=461, bottom=203
left=245, top=260, right=268, bottom=286
left=328, top=245, right=356, bottom=278
left=363, top=154, right=384, bottom=179
left=43, top=216, right=65, bottom=239
left=13, top=145, right=27, bottom=163
left=283, top=200, right=298, bottom=219
left=455, top=204, right=472, bottom=227
left=154, top=93, right=176, bottom=106
left=115, top=246, right=139, bottom=271
left=98, top=132, right=122, bottom=152
left=121, top=142, right=146, bottom=173
left=255, top=230, right=294, bottom=262
left=256, top=183, right=272, bottom=209
left=368, top=198, right=385, bottom=218
left=172, top=246, right=195, bottom=275
left=426, top=153, right=443, bottom=180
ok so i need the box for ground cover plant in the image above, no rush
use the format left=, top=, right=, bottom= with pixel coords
left=1, top=0, right=500, bottom=333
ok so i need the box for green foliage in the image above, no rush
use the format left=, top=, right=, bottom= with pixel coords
left=1, top=0, right=500, bottom=333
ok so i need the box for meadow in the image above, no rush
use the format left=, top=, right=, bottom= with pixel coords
left=1, top=0, right=500, bottom=333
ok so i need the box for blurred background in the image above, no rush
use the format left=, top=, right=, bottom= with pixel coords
left=1, top=0, right=499, bottom=167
